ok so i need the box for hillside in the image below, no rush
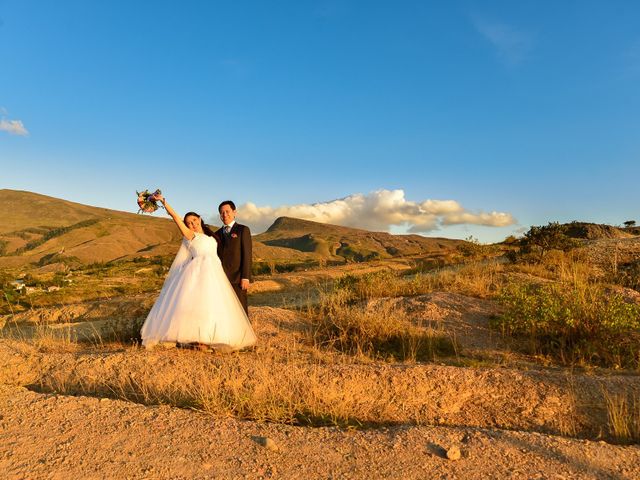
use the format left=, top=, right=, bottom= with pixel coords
left=254, top=216, right=464, bottom=262
left=0, top=190, right=182, bottom=269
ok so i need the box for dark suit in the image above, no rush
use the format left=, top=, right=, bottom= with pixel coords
left=215, top=222, right=252, bottom=315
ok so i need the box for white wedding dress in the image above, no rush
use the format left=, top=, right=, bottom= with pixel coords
left=141, top=232, right=256, bottom=351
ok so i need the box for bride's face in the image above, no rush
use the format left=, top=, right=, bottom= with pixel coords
left=185, top=215, right=204, bottom=234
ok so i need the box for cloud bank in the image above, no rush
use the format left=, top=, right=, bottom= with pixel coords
left=238, top=189, right=516, bottom=234
left=0, top=118, right=29, bottom=136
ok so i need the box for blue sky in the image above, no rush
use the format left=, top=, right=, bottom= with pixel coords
left=1, top=0, right=638, bottom=242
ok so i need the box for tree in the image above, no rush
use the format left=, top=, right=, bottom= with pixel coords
left=520, top=222, right=579, bottom=261
left=624, top=220, right=636, bottom=228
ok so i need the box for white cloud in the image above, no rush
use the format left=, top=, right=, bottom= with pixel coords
left=237, top=189, right=516, bottom=234
left=471, top=16, right=533, bottom=66
left=0, top=118, right=29, bottom=136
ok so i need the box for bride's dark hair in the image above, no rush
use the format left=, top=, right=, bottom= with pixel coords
left=184, top=212, right=216, bottom=237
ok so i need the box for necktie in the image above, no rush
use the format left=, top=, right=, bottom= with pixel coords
left=224, top=226, right=231, bottom=235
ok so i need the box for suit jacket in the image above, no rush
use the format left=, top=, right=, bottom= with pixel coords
left=216, top=223, right=252, bottom=284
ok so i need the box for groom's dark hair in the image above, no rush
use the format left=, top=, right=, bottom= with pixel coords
left=218, top=200, right=236, bottom=213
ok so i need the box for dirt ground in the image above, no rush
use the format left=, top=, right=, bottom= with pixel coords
left=2, top=288, right=640, bottom=479
left=2, top=382, right=639, bottom=480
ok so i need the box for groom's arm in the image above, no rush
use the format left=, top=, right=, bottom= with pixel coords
left=241, top=225, right=252, bottom=285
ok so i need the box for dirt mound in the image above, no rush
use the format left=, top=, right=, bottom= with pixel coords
left=365, top=293, right=502, bottom=351
left=581, top=236, right=640, bottom=278
left=565, top=222, right=632, bottom=240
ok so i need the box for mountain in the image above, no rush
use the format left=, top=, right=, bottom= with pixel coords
left=253, top=216, right=464, bottom=262
left=0, top=190, right=465, bottom=271
left=0, top=190, right=182, bottom=269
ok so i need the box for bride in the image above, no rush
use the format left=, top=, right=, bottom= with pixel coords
left=140, top=194, right=257, bottom=351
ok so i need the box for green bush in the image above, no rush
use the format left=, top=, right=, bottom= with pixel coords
left=519, top=222, right=580, bottom=262
left=493, top=282, right=640, bottom=369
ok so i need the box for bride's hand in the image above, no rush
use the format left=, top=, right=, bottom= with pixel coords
left=154, top=194, right=166, bottom=203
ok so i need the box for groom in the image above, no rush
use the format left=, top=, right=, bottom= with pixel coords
left=216, top=200, right=252, bottom=315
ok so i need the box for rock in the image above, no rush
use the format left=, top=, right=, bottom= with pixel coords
left=252, top=436, right=279, bottom=452
left=446, top=445, right=461, bottom=460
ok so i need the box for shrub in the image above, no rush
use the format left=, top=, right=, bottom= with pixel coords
left=493, top=282, right=640, bottom=369
left=519, top=222, right=580, bottom=262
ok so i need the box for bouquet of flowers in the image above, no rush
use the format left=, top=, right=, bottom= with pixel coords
left=136, top=188, right=163, bottom=214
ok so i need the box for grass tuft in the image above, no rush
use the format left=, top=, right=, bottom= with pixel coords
left=605, top=391, right=640, bottom=444
left=308, top=283, right=458, bottom=362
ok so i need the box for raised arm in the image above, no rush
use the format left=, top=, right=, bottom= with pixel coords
left=155, top=195, right=195, bottom=240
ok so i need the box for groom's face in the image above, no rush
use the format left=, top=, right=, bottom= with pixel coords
left=219, top=204, right=236, bottom=226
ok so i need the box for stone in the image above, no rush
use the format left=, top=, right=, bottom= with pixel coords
left=446, top=445, right=461, bottom=461
left=253, top=436, right=279, bottom=452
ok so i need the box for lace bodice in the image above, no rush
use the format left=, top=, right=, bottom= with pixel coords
left=186, top=232, right=218, bottom=258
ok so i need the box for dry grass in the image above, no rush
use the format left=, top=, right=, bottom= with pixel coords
left=1, top=319, right=80, bottom=352
left=309, top=287, right=458, bottom=362
left=17, top=333, right=638, bottom=443
left=605, top=391, right=640, bottom=444
left=0, top=304, right=635, bottom=444
left=34, top=346, right=427, bottom=428
left=328, top=261, right=504, bottom=303
left=416, top=261, right=503, bottom=298
left=0, top=314, right=145, bottom=353
left=509, top=250, right=597, bottom=283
